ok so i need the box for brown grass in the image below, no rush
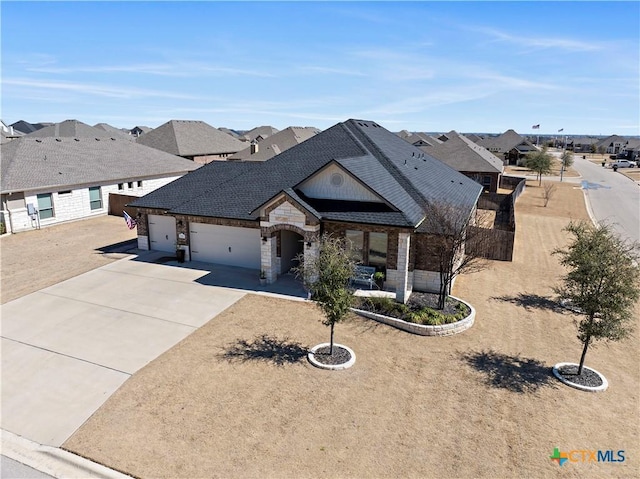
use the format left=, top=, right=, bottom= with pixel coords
left=64, top=182, right=639, bottom=479
left=0, top=215, right=137, bottom=304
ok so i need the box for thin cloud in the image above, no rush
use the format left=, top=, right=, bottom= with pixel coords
left=28, top=62, right=276, bottom=78
left=4, top=78, right=203, bottom=100
left=474, top=27, right=602, bottom=52
left=296, top=66, right=367, bottom=77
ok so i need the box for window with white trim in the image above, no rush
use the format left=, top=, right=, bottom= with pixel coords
left=89, top=186, right=102, bottom=210
left=37, top=193, right=54, bottom=219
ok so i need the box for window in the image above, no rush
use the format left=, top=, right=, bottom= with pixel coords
left=137, top=180, right=143, bottom=188
left=118, top=183, right=124, bottom=191
left=37, top=193, right=54, bottom=219
left=89, top=186, right=102, bottom=210
left=4, top=192, right=25, bottom=210
left=128, top=182, right=133, bottom=189
left=368, top=232, right=388, bottom=267
left=345, top=230, right=364, bottom=262
left=482, top=176, right=492, bottom=187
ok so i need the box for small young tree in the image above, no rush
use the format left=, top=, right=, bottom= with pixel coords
left=553, top=221, right=640, bottom=375
left=542, top=182, right=556, bottom=207
left=293, top=234, right=357, bottom=354
left=422, top=202, right=492, bottom=309
left=524, top=146, right=554, bottom=186
left=559, top=150, right=574, bottom=182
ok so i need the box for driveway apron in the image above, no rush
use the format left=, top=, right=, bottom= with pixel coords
left=1, top=255, right=246, bottom=447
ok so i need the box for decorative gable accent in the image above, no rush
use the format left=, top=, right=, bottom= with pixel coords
left=298, top=163, right=383, bottom=203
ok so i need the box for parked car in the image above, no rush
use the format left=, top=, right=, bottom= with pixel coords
left=611, top=160, right=637, bottom=169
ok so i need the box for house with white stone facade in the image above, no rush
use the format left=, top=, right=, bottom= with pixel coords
left=1, top=132, right=199, bottom=234
left=129, top=119, right=483, bottom=303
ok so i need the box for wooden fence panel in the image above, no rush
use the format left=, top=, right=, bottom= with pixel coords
left=468, top=226, right=515, bottom=262
left=108, top=193, right=138, bottom=217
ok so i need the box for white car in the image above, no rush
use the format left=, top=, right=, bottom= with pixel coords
left=611, top=160, right=636, bottom=168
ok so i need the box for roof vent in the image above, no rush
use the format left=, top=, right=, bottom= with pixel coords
left=55, top=138, right=62, bottom=142
left=95, top=138, right=100, bottom=141
left=35, top=139, right=42, bottom=143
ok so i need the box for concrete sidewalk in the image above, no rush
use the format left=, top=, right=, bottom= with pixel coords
left=1, top=253, right=248, bottom=447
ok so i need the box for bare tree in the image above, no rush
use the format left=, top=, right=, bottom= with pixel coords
left=421, top=202, right=492, bottom=309
left=542, top=182, right=556, bottom=207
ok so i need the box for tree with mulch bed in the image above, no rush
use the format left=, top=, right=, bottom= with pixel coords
left=421, top=201, right=492, bottom=310
left=553, top=221, right=640, bottom=382
left=293, top=234, right=356, bottom=361
left=523, top=146, right=554, bottom=185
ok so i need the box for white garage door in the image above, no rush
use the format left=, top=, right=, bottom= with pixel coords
left=190, top=223, right=261, bottom=269
left=148, top=215, right=177, bottom=253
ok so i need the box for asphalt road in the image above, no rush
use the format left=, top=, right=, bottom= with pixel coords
left=1, top=456, right=53, bottom=479
left=570, top=155, right=640, bottom=243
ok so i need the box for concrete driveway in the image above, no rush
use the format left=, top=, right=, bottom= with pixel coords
left=1, top=253, right=247, bottom=447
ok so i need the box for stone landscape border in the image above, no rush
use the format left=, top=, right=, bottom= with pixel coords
left=351, top=295, right=475, bottom=336
left=552, top=362, right=609, bottom=393
left=307, top=343, right=356, bottom=370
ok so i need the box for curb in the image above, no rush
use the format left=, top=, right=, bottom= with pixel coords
left=2, top=430, right=134, bottom=479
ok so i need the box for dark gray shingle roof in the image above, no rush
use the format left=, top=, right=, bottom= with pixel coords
left=1, top=137, right=200, bottom=193
left=130, top=119, right=482, bottom=228
left=25, top=120, right=113, bottom=138
left=419, top=131, right=504, bottom=174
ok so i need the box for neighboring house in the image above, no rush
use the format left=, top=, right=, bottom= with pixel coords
left=129, top=119, right=483, bottom=303
left=241, top=125, right=279, bottom=143
left=228, top=126, right=320, bottom=161
left=1, top=120, right=24, bottom=144
left=136, top=120, right=245, bottom=164
left=94, top=123, right=134, bottom=140
left=1, top=136, right=200, bottom=234
left=417, top=131, right=504, bottom=192
left=622, top=138, right=640, bottom=160
left=463, top=133, right=483, bottom=144
left=404, top=132, right=442, bottom=148
left=218, top=127, right=243, bottom=140
left=477, top=129, right=537, bottom=165
left=10, top=120, right=53, bottom=135
left=596, top=135, right=627, bottom=154
left=566, top=137, right=599, bottom=153
left=25, top=119, right=114, bottom=139
left=130, top=126, right=153, bottom=137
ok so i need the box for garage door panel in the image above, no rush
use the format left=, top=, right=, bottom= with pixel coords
left=148, top=215, right=176, bottom=253
left=190, top=223, right=260, bottom=269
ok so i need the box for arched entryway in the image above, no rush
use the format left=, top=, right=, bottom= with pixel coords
left=280, top=229, right=304, bottom=273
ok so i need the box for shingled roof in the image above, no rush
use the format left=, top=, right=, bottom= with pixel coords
left=135, top=120, right=245, bottom=158
left=419, top=131, right=504, bottom=174
left=130, top=119, right=483, bottom=229
left=477, top=129, right=534, bottom=153
left=241, top=125, right=279, bottom=142
left=229, top=126, right=320, bottom=161
left=25, top=120, right=113, bottom=139
left=1, top=137, right=200, bottom=194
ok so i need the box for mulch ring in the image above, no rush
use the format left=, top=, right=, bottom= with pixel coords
left=311, top=345, right=352, bottom=365
left=556, top=364, right=604, bottom=388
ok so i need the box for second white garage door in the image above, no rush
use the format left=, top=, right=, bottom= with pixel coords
left=190, top=223, right=261, bottom=269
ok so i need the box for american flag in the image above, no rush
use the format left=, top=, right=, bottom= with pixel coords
left=532, top=124, right=540, bottom=129
left=123, top=210, right=137, bottom=229
left=558, top=128, right=564, bottom=132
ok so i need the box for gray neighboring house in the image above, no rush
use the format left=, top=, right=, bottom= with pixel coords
left=596, top=135, right=628, bottom=155
left=129, top=119, right=483, bottom=303
left=228, top=126, right=320, bottom=161
left=418, top=131, right=504, bottom=192
left=136, top=120, right=245, bottom=164
left=94, top=123, right=134, bottom=140
left=477, top=129, right=537, bottom=165
left=10, top=120, right=53, bottom=135
left=25, top=119, right=114, bottom=139
left=130, top=126, right=153, bottom=137
left=1, top=135, right=199, bottom=234
left=241, top=125, right=279, bottom=143
left=1, top=120, right=24, bottom=144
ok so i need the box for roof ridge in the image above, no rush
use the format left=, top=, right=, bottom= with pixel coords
left=343, top=120, right=429, bottom=208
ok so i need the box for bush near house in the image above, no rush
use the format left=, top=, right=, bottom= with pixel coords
left=353, top=295, right=469, bottom=326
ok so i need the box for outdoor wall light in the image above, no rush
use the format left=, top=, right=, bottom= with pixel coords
left=262, top=236, right=267, bottom=242
left=306, top=241, right=312, bottom=247
left=177, top=220, right=183, bottom=226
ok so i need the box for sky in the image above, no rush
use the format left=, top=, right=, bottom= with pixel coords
left=2, top=1, right=639, bottom=136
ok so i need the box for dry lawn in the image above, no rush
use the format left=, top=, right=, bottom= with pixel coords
left=1, top=215, right=137, bottom=304
left=64, top=182, right=639, bottom=479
